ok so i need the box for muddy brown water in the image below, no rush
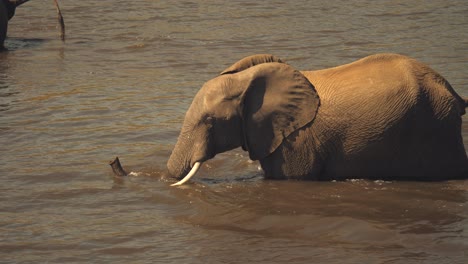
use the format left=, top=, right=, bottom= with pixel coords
left=1, top=1, right=467, bottom=263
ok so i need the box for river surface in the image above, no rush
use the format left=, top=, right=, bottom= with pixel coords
left=1, top=1, right=467, bottom=263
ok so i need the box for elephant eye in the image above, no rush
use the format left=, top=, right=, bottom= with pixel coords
left=204, top=116, right=214, bottom=125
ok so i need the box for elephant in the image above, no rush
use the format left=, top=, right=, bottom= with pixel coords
left=165, top=53, right=468, bottom=185
left=0, top=0, right=64, bottom=51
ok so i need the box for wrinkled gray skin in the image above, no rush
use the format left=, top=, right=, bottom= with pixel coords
left=0, top=0, right=31, bottom=50
left=167, top=53, right=468, bottom=182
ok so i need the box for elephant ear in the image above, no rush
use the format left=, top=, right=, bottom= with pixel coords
left=237, top=62, right=320, bottom=160
left=220, top=54, right=284, bottom=75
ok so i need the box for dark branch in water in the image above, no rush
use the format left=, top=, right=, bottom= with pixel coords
left=53, top=0, right=65, bottom=41
left=109, top=157, right=128, bottom=177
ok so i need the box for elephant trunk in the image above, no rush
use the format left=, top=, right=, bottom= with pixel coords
left=167, top=142, right=192, bottom=179
left=166, top=130, right=205, bottom=185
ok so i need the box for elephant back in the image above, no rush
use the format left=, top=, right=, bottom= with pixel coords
left=220, top=54, right=284, bottom=75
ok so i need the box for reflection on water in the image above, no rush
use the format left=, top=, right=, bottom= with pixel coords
left=1, top=0, right=467, bottom=263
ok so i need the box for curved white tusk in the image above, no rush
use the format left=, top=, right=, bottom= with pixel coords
left=170, top=162, right=202, bottom=186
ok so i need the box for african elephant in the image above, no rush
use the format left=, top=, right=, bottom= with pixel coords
left=166, top=53, right=468, bottom=185
left=0, top=0, right=64, bottom=51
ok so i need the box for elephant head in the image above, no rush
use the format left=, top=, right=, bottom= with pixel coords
left=167, top=54, right=320, bottom=185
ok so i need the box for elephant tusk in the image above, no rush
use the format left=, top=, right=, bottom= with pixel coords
left=170, top=162, right=202, bottom=186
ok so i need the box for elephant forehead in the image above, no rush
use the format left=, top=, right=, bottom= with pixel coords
left=202, top=77, right=240, bottom=105
left=203, top=97, right=239, bottom=118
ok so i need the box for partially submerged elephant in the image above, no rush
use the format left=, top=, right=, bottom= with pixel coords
left=0, top=0, right=64, bottom=50
left=161, top=53, right=468, bottom=185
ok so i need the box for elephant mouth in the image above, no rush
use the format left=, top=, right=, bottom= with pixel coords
left=171, top=162, right=202, bottom=186
left=168, top=146, right=214, bottom=186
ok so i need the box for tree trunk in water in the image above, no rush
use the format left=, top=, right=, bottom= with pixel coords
left=109, top=157, right=128, bottom=177
left=53, top=0, right=65, bottom=41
